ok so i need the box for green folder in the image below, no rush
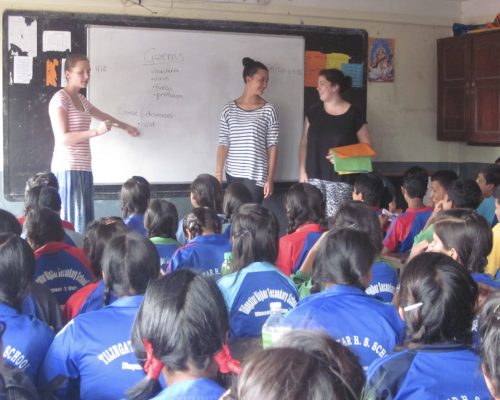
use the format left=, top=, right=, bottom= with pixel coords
left=331, top=151, right=373, bottom=174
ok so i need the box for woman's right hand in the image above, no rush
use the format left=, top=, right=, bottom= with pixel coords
left=96, top=120, right=112, bottom=136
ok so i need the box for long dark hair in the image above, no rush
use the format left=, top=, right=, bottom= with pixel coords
left=398, top=252, right=477, bottom=347
left=222, top=183, right=253, bottom=224
left=144, top=199, right=178, bottom=239
left=24, top=207, right=65, bottom=249
left=101, top=232, right=159, bottom=305
left=120, top=176, right=150, bottom=219
left=231, top=204, right=279, bottom=272
left=479, top=291, right=500, bottom=397
left=0, top=233, right=35, bottom=310
left=313, top=228, right=376, bottom=290
left=183, top=207, right=221, bottom=239
left=284, top=183, right=325, bottom=234
left=83, top=217, right=128, bottom=277
left=127, top=270, right=228, bottom=400
left=434, top=209, right=492, bottom=273
left=191, top=174, right=223, bottom=213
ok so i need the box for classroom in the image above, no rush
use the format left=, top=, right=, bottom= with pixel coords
left=0, top=0, right=499, bottom=399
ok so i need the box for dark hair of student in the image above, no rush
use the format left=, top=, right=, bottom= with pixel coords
left=479, top=291, right=500, bottom=397
left=231, top=204, right=279, bottom=272
left=446, top=179, right=482, bottom=209
left=101, top=232, right=159, bottom=305
left=0, top=233, right=35, bottom=310
left=144, top=199, right=178, bottom=240
left=319, top=68, right=352, bottom=93
left=64, top=53, right=89, bottom=71
left=242, top=57, right=268, bottom=83
left=284, top=183, right=325, bottom=234
left=353, top=173, right=385, bottom=208
left=398, top=252, right=477, bottom=347
left=24, top=207, right=65, bottom=249
left=402, top=166, right=428, bottom=199
left=120, top=176, right=150, bottom=219
left=191, top=174, right=223, bottom=213
left=0, top=209, right=22, bottom=236
left=38, top=186, right=62, bottom=212
left=434, top=209, right=492, bottom=273
left=127, top=270, right=229, bottom=400
left=430, top=170, right=458, bottom=190
left=183, top=207, right=221, bottom=239
left=83, top=217, right=128, bottom=278
left=222, top=183, right=253, bottom=224
left=312, top=228, right=377, bottom=290
left=236, top=330, right=365, bottom=400
left=479, top=164, right=500, bottom=186
left=24, top=171, right=59, bottom=195
left=329, top=201, right=383, bottom=253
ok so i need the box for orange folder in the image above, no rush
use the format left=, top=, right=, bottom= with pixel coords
left=330, top=143, right=376, bottom=159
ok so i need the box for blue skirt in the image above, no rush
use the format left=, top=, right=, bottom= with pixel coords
left=55, top=170, right=94, bottom=233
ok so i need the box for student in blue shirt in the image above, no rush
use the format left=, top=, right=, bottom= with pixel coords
left=330, top=201, right=398, bottom=302
left=144, top=199, right=180, bottom=273
left=176, top=174, right=224, bottom=245
left=366, top=252, right=491, bottom=399
left=217, top=204, right=298, bottom=339
left=478, top=291, right=500, bottom=399
left=221, top=182, right=253, bottom=239
left=128, top=270, right=240, bottom=400
left=63, top=217, right=128, bottom=321
left=284, top=228, right=404, bottom=370
left=476, top=164, right=500, bottom=226
left=39, top=232, right=160, bottom=400
left=0, top=233, right=54, bottom=385
left=169, top=207, right=231, bottom=279
left=121, top=176, right=150, bottom=236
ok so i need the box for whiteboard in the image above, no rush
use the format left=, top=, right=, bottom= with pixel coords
left=87, top=25, right=305, bottom=185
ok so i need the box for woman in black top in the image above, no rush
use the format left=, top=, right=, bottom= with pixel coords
left=299, top=68, right=372, bottom=216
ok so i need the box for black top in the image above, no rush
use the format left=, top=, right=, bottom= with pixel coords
left=305, top=103, right=366, bottom=182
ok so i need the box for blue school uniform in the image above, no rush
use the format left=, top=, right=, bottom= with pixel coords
left=39, top=296, right=145, bottom=400
left=150, top=237, right=180, bottom=273
left=0, top=302, right=54, bottom=384
left=365, top=258, right=399, bottom=303
left=217, top=262, right=299, bottom=338
left=34, top=242, right=94, bottom=305
left=366, top=344, right=491, bottom=399
left=383, top=207, right=433, bottom=253
left=284, top=285, right=404, bottom=370
left=151, top=378, right=224, bottom=400
left=477, top=195, right=496, bottom=227
left=124, top=213, right=147, bottom=236
left=168, top=234, right=231, bottom=279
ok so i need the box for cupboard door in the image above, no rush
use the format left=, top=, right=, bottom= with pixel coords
left=437, top=36, right=470, bottom=141
left=470, top=31, right=500, bottom=145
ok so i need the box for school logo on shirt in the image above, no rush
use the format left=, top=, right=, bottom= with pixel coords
left=3, top=345, right=30, bottom=370
left=97, top=340, right=135, bottom=366
left=337, top=335, right=389, bottom=358
left=239, top=288, right=298, bottom=316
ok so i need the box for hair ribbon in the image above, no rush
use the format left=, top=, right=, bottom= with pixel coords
left=143, top=338, right=165, bottom=380
left=214, top=344, right=242, bottom=374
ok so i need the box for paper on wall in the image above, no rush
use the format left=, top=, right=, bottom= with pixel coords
left=13, top=56, right=33, bottom=84
left=43, top=31, right=71, bottom=52
left=8, top=16, right=37, bottom=57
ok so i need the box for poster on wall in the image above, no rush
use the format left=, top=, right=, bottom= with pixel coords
left=368, top=38, right=395, bottom=82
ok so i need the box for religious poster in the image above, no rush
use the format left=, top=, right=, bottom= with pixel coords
left=368, top=38, right=395, bottom=82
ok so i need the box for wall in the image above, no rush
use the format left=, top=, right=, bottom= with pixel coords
left=461, top=0, right=500, bottom=24
left=0, top=0, right=496, bottom=217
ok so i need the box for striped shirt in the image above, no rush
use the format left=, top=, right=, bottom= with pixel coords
left=49, top=90, right=94, bottom=172
left=218, top=101, right=279, bottom=187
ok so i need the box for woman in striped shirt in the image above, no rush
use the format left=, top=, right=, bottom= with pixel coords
left=49, top=54, right=139, bottom=233
left=216, top=57, right=279, bottom=204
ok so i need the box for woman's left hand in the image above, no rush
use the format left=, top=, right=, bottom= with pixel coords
left=263, top=180, right=274, bottom=198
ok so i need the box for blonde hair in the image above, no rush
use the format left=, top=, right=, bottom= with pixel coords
left=64, top=53, right=89, bottom=72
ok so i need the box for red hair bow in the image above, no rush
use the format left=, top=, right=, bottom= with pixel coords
left=143, top=339, right=165, bottom=380
left=214, top=344, right=242, bottom=374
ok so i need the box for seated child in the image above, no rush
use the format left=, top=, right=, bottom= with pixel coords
left=476, top=164, right=500, bottom=226
left=144, top=199, right=180, bottom=273
left=486, top=186, right=500, bottom=277
left=382, top=166, right=433, bottom=254
left=169, top=207, right=231, bottom=279
left=121, top=176, right=150, bottom=236
left=275, top=183, right=325, bottom=276
left=222, top=182, right=253, bottom=239
left=428, top=169, right=457, bottom=207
